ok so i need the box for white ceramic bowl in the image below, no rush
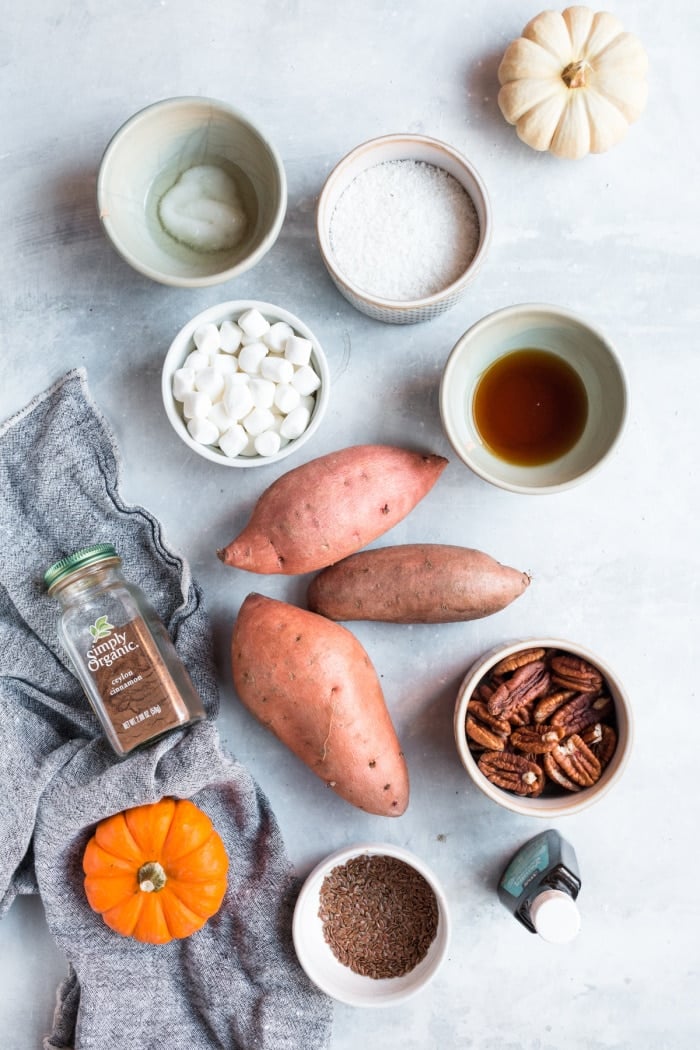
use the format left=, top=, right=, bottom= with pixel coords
left=162, top=300, right=330, bottom=466
left=439, top=303, right=628, bottom=493
left=316, top=134, right=492, bottom=324
left=97, top=97, right=287, bottom=287
left=292, top=843, right=450, bottom=1007
left=453, top=638, right=633, bottom=818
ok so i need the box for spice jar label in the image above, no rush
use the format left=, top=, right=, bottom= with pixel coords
left=82, top=614, right=190, bottom=748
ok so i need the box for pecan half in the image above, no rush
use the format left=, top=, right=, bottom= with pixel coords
left=465, top=700, right=510, bottom=751
left=487, top=661, right=551, bottom=719
left=581, top=723, right=617, bottom=769
left=491, top=648, right=546, bottom=677
left=508, top=699, right=536, bottom=727
left=474, top=681, right=496, bottom=703
left=551, top=693, right=613, bottom=734
left=542, top=751, right=580, bottom=791
left=550, top=654, right=603, bottom=693
left=544, top=734, right=601, bottom=790
left=533, top=689, right=573, bottom=723
left=478, top=751, right=545, bottom=796
left=510, top=724, right=566, bottom=754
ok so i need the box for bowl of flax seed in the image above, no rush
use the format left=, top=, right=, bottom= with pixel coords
left=292, top=842, right=450, bottom=1007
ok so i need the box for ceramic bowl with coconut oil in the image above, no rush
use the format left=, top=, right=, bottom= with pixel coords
left=97, top=97, right=287, bottom=287
left=316, top=134, right=492, bottom=324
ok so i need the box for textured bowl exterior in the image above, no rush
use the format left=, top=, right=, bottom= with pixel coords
left=439, top=303, right=628, bottom=493
left=98, top=97, right=287, bottom=287
left=316, top=134, right=492, bottom=324
left=161, top=300, right=330, bottom=467
left=292, top=842, right=450, bottom=1007
left=453, top=637, right=633, bottom=818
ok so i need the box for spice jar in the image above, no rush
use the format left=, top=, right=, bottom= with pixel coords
left=45, top=544, right=205, bottom=757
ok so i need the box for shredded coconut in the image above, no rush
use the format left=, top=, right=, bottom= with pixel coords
left=329, top=159, right=480, bottom=301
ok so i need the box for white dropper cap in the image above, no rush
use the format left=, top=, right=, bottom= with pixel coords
left=529, top=889, right=581, bottom=944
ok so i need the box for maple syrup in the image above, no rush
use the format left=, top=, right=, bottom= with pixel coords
left=473, top=349, right=588, bottom=466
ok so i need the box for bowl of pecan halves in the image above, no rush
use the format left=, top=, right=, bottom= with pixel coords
left=453, top=639, right=633, bottom=816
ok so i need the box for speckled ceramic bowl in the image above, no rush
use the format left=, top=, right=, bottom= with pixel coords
left=316, top=134, right=492, bottom=324
left=453, top=638, right=633, bottom=818
left=292, top=842, right=450, bottom=1007
left=97, top=97, right=287, bottom=287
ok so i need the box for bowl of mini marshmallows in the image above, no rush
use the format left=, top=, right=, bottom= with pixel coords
left=162, top=300, right=330, bottom=465
left=316, top=133, right=492, bottom=324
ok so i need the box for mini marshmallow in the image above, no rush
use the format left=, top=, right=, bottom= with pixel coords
left=274, top=382, right=301, bottom=414
left=284, top=335, right=313, bottom=367
left=194, top=366, right=225, bottom=400
left=187, top=416, right=219, bottom=445
left=238, top=308, right=270, bottom=340
left=208, top=401, right=236, bottom=434
left=193, top=323, right=221, bottom=356
left=172, top=367, right=196, bottom=401
left=238, top=341, right=268, bottom=375
left=248, top=377, right=276, bottom=409
left=226, top=371, right=250, bottom=387
left=218, top=424, right=248, bottom=458
left=291, top=364, right=321, bottom=396
left=254, top=430, right=282, bottom=457
left=263, top=321, right=295, bottom=352
left=224, top=383, right=255, bottom=420
left=260, top=356, right=294, bottom=384
left=211, top=353, right=238, bottom=375
left=243, top=406, right=276, bottom=436
left=280, top=404, right=311, bottom=439
left=238, top=433, right=259, bottom=457
left=182, top=391, right=212, bottom=420
left=218, top=320, right=242, bottom=353
left=184, top=349, right=210, bottom=372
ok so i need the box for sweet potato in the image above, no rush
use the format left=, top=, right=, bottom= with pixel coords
left=231, top=593, right=409, bottom=816
left=217, top=444, right=447, bottom=575
left=307, top=544, right=530, bottom=623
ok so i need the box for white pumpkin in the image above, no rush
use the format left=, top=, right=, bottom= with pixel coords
left=497, top=6, right=648, bottom=159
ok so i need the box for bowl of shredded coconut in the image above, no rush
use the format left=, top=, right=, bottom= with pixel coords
left=98, top=97, right=287, bottom=287
left=316, top=134, right=492, bottom=323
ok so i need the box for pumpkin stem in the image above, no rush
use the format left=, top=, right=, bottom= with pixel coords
left=138, top=861, right=167, bottom=893
left=561, top=60, right=591, bottom=89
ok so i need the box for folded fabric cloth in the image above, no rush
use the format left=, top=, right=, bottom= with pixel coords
left=0, top=369, right=332, bottom=1050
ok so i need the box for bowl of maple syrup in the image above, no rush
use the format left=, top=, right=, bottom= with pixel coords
left=439, top=303, right=628, bottom=494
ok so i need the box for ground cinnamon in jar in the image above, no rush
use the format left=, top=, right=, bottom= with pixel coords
left=44, top=544, right=205, bottom=756
left=318, top=853, right=439, bottom=979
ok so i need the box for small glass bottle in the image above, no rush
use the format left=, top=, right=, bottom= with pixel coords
left=45, top=543, right=205, bottom=757
left=497, top=829, right=581, bottom=944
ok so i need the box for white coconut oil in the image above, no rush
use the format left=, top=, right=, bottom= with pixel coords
left=146, top=157, right=258, bottom=261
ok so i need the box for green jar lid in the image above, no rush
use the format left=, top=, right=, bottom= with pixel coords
left=44, top=543, right=120, bottom=591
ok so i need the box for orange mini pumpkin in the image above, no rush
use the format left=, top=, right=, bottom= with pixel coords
left=83, top=797, right=229, bottom=944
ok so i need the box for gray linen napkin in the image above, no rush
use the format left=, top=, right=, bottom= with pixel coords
left=0, top=369, right=332, bottom=1050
